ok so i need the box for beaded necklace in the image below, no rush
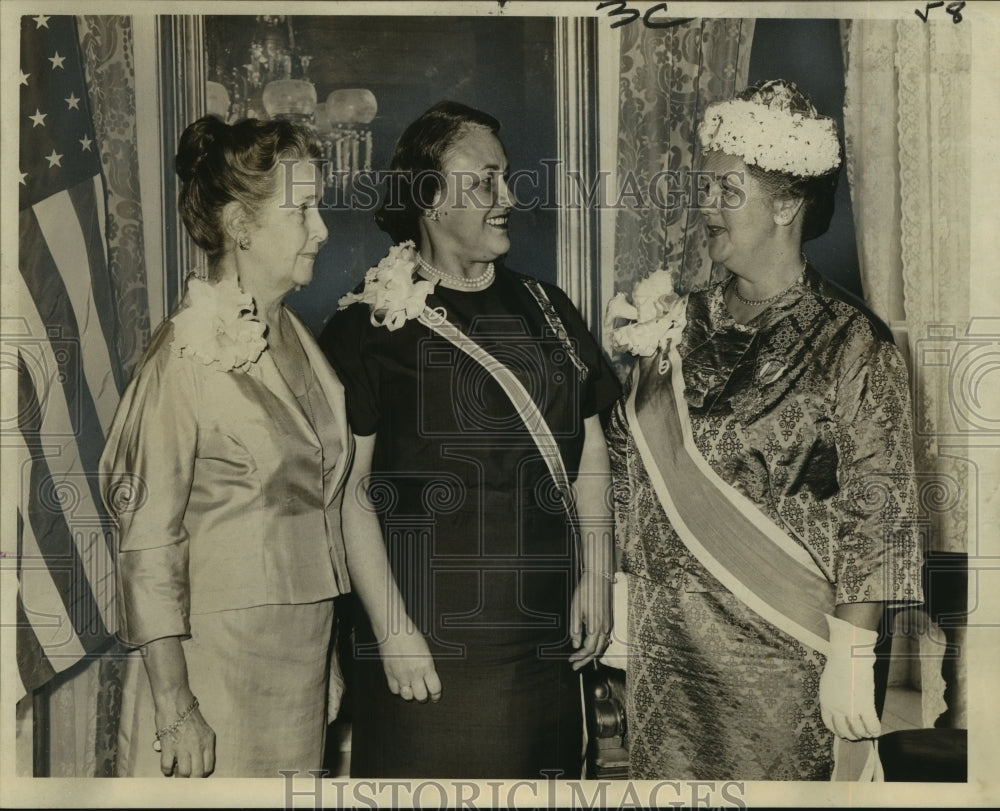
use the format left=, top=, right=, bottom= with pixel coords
left=416, top=255, right=495, bottom=291
left=728, top=257, right=806, bottom=307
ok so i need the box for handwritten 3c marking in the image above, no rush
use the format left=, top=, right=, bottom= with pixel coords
left=597, top=1, right=695, bottom=30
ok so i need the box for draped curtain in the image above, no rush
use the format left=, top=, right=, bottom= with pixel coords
left=612, top=18, right=754, bottom=310
left=20, top=14, right=150, bottom=777
left=78, top=15, right=152, bottom=377
left=841, top=18, right=970, bottom=728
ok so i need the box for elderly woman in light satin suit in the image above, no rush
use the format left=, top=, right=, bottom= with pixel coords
left=101, top=116, right=352, bottom=777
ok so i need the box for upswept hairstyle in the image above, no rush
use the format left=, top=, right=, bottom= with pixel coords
left=734, top=81, right=842, bottom=242
left=175, top=115, right=322, bottom=266
left=374, top=100, right=501, bottom=245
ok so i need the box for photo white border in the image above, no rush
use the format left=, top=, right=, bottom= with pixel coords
left=2, top=1, right=998, bottom=807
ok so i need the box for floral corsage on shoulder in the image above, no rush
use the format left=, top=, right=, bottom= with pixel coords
left=338, top=241, right=436, bottom=331
left=604, top=269, right=688, bottom=357
left=171, top=275, right=268, bottom=372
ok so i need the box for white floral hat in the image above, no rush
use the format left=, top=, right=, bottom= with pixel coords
left=698, top=79, right=841, bottom=178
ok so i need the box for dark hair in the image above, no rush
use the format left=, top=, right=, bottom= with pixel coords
left=175, top=116, right=322, bottom=266
left=735, top=81, right=841, bottom=242
left=374, top=101, right=501, bottom=244
left=744, top=156, right=840, bottom=243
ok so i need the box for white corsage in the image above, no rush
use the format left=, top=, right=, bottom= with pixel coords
left=338, top=241, right=436, bottom=331
left=171, top=275, right=267, bottom=372
left=604, top=270, right=687, bottom=357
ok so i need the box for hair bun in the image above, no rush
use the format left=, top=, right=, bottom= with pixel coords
left=175, top=115, right=228, bottom=182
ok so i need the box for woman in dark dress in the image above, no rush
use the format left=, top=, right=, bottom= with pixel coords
left=320, top=101, right=620, bottom=778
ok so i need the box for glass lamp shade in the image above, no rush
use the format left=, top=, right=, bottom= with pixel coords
left=206, top=81, right=231, bottom=120
left=326, top=89, right=377, bottom=125
left=313, top=101, right=333, bottom=135
left=262, top=79, right=317, bottom=118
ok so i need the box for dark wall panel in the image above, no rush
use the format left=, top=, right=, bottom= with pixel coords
left=748, top=18, right=862, bottom=298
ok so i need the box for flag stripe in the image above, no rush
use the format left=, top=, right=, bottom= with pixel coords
left=13, top=427, right=91, bottom=656
left=35, top=184, right=122, bottom=433
left=19, top=206, right=116, bottom=553
left=15, top=271, right=116, bottom=630
left=19, top=352, right=111, bottom=651
left=91, top=174, right=109, bottom=270
left=67, top=177, right=125, bottom=394
left=17, top=589, right=58, bottom=697
left=18, top=500, right=89, bottom=662
left=15, top=508, right=56, bottom=698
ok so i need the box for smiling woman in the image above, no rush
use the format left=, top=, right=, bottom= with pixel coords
left=321, top=101, right=622, bottom=779
left=606, top=80, right=924, bottom=781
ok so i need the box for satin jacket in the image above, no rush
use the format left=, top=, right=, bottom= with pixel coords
left=100, top=304, right=353, bottom=648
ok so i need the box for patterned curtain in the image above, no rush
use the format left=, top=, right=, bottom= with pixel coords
left=612, top=18, right=754, bottom=311
left=78, top=15, right=151, bottom=378
left=842, top=19, right=971, bottom=729
left=34, top=15, right=150, bottom=777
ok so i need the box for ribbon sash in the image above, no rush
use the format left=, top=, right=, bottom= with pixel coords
left=417, top=307, right=575, bottom=515
left=627, top=336, right=883, bottom=782
left=625, top=338, right=836, bottom=656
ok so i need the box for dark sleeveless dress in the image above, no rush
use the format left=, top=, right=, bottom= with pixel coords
left=320, top=264, right=620, bottom=778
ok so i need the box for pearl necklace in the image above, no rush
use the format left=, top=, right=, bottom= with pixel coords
left=729, top=257, right=806, bottom=307
left=416, top=255, right=495, bottom=291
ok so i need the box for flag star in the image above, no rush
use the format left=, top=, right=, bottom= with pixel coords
left=49, top=52, right=66, bottom=70
left=79, top=134, right=93, bottom=151
left=45, top=150, right=63, bottom=168
left=33, top=14, right=51, bottom=28
left=20, top=70, right=30, bottom=86
left=29, top=109, right=47, bottom=127
left=20, top=170, right=28, bottom=186
left=65, top=92, right=80, bottom=110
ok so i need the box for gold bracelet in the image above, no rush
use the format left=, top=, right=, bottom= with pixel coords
left=152, top=696, right=199, bottom=752
left=581, top=567, right=617, bottom=583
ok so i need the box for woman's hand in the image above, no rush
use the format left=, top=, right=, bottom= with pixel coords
left=569, top=570, right=613, bottom=671
left=378, top=627, right=442, bottom=703
left=154, top=701, right=216, bottom=777
left=142, top=637, right=216, bottom=776
left=570, top=415, right=615, bottom=671
left=819, top=611, right=882, bottom=741
left=343, top=434, right=442, bottom=704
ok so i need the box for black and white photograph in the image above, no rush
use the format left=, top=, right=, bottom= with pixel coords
left=2, top=1, right=998, bottom=807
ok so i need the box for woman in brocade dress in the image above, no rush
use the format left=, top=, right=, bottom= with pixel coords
left=606, top=80, right=923, bottom=780
left=101, top=116, right=351, bottom=777
left=321, top=101, right=621, bottom=778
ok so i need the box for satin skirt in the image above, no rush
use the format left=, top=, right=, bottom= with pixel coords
left=116, top=600, right=334, bottom=777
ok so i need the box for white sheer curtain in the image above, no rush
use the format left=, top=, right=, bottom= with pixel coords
left=842, top=18, right=971, bottom=728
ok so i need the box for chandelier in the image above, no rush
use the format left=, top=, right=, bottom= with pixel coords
left=206, top=15, right=376, bottom=188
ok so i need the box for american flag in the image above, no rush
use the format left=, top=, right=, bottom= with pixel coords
left=13, top=13, right=122, bottom=700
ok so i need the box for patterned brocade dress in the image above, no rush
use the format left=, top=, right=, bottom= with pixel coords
left=607, top=267, right=923, bottom=780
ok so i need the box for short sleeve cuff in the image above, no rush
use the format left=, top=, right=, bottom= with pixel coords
left=116, top=545, right=191, bottom=648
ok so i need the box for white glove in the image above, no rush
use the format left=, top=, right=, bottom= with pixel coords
left=819, top=614, right=881, bottom=741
